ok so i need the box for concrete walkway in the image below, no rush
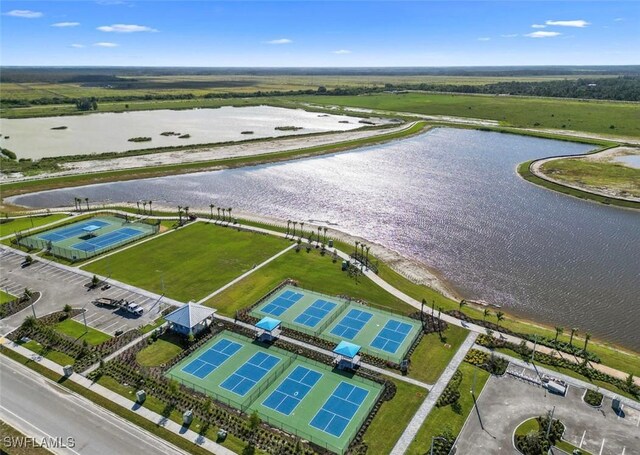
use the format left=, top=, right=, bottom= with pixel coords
left=0, top=340, right=235, bottom=455
left=390, top=332, right=478, bottom=455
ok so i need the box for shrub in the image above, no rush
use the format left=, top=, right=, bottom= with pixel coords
left=584, top=389, right=603, bottom=407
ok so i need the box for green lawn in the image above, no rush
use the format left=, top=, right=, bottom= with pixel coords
left=541, top=157, right=640, bottom=198
left=20, top=340, right=76, bottom=366
left=292, top=92, right=640, bottom=137
left=408, top=325, right=469, bottom=384
left=204, top=247, right=412, bottom=317
left=0, top=214, right=69, bottom=238
left=514, top=417, right=540, bottom=436
left=136, top=338, right=183, bottom=367
left=54, top=318, right=112, bottom=345
left=407, top=363, right=490, bottom=455
left=362, top=379, right=427, bottom=454
left=0, top=289, right=17, bottom=304
left=0, top=421, right=54, bottom=455
left=82, top=222, right=288, bottom=302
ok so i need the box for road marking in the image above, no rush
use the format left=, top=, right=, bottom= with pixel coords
left=102, top=320, right=122, bottom=332
left=599, top=438, right=605, bottom=455
left=0, top=405, right=82, bottom=455
left=579, top=430, right=586, bottom=448
left=621, top=446, right=626, bottom=455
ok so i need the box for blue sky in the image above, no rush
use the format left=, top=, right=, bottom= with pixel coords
left=1, top=1, right=638, bottom=66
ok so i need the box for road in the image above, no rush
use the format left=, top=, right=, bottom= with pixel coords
left=0, top=355, right=188, bottom=455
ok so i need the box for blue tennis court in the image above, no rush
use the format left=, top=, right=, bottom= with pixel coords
left=262, top=366, right=322, bottom=415
left=370, top=320, right=413, bottom=354
left=261, top=290, right=304, bottom=317
left=182, top=339, right=242, bottom=379
left=71, top=227, right=143, bottom=252
left=330, top=309, right=373, bottom=340
left=39, top=220, right=110, bottom=242
left=293, top=299, right=337, bottom=328
left=220, top=352, right=281, bottom=397
left=310, top=382, right=370, bottom=438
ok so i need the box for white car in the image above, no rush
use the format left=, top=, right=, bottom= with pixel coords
left=125, top=302, right=143, bottom=316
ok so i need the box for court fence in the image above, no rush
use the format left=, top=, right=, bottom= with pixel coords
left=15, top=220, right=158, bottom=263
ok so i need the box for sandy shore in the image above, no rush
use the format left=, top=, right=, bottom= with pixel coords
left=1, top=121, right=403, bottom=183
left=532, top=146, right=640, bottom=202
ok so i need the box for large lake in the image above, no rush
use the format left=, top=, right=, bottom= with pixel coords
left=11, top=128, right=640, bottom=349
left=0, top=106, right=376, bottom=160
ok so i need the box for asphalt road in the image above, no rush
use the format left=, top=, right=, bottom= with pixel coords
left=0, top=355, right=188, bottom=455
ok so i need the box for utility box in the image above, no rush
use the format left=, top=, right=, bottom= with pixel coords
left=136, top=390, right=146, bottom=404
left=217, top=429, right=227, bottom=442
left=183, top=410, right=193, bottom=425
left=612, top=397, right=622, bottom=412
left=341, top=260, right=348, bottom=271
left=63, top=365, right=74, bottom=376
left=328, top=239, right=334, bottom=248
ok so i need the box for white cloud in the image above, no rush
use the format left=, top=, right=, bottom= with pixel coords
left=52, top=22, right=80, bottom=27
left=545, top=20, right=590, bottom=28
left=265, top=38, right=292, bottom=44
left=526, top=31, right=561, bottom=38
left=614, top=18, right=624, bottom=22
left=97, top=24, right=157, bottom=33
left=332, top=49, right=352, bottom=54
left=477, top=37, right=491, bottom=41
left=71, top=44, right=86, bottom=48
left=94, top=42, right=119, bottom=47
left=501, top=34, right=518, bottom=38
left=531, top=24, right=546, bottom=29
left=4, top=9, right=43, bottom=18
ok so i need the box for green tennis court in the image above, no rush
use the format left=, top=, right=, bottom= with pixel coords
left=252, top=285, right=421, bottom=363
left=17, top=215, right=157, bottom=261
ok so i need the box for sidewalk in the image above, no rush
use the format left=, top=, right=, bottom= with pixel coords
left=389, top=332, right=478, bottom=455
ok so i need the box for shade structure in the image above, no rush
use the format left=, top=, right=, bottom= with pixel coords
left=255, top=316, right=281, bottom=332
left=333, top=340, right=361, bottom=359
left=165, top=303, right=216, bottom=335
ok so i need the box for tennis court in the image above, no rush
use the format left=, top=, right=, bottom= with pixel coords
left=17, top=215, right=157, bottom=262
left=310, top=382, right=370, bottom=438
left=251, top=285, right=348, bottom=335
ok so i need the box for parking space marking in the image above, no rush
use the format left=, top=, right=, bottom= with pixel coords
left=102, top=321, right=122, bottom=332
left=579, top=430, right=586, bottom=448
left=598, top=438, right=605, bottom=455
left=621, top=446, right=626, bottom=455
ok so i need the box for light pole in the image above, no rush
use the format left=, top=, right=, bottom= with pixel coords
left=430, top=436, right=448, bottom=455
left=531, top=334, right=538, bottom=363
left=545, top=406, right=556, bottom=440
left=471, top=363, right=489, bottom=431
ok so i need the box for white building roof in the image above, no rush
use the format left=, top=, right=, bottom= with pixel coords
left=165, top=303, right=216, bottom=328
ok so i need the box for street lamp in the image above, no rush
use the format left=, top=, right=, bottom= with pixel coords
left=430, top=436, right=448, bottom=455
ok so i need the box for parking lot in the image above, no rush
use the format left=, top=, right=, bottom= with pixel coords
left=455, top=369, right=640, bottom=455
left=0, top=248, right=167, bottom=336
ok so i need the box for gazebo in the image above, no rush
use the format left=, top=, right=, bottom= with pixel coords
left=165, top=303, right=216, bottom=336
left=255, top=316, right=281, bottom=342
left=333, top=340, right=362, bottom=370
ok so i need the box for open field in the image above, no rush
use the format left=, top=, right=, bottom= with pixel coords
left=540, top=155, right=640, bottom=198
left=204, top=247, right=411, bottom=317
left=408, top=325, right=469, bottom=384
left=407, top=362, right=490, bottom=454
left=290, top=92, right=640, bottom=137
left=82, top=222, right=288, bottom=302
left=53, top=318, right=112, bottom=345
left=18, top=340, right=76, bottom=366
left=136, top=337, right=182, bottom=366
left=0, top=214, right=69, bottom=237
left=0, top=289, right=16, bottom=304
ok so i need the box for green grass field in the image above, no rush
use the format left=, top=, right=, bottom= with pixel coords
left=204, top=247, right=411, bottom=317
left=408, top=325, right=469, bottom=384
left=540, top=156, right=640, bottom=198
left=0, top=289, right=16, bottom=304
left=136, top=337, right=182, bottom=366
left=82, top=222, right=288, bottom=302
left=407, top=363, right=490, bottom=454
left=54, top=318, right=112, bottom=345
left=291, top=93, right=640, bottom=137
left=0, top=214, right=69, bottom=237
left=19, top=339, right=77, bottom=366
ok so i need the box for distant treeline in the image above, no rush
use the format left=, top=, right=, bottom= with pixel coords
left=2, top=77, right=640, bottom=108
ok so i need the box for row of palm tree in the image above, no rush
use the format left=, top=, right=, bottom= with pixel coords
left=284, top=220, right=329, bottom=243
left=73, top=197, right=90, bottom=211
left=354, top=241, right=371, bottom=268
left=136, top=200, right=153, bottom=215
left=208, top=204, right=233, bottom=223
left=555, top=326, right=592, bottom=353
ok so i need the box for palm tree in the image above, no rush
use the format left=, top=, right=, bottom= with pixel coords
left=209, top=204, right=215, bottom=220
left=217, top=207, right=221, bottom=221
left=184, top=206, right=190, bottom=220
left=292, top=222, right=297, bottom=237
left=84, top=197, right=89, bottom=211
left=228, top=208, right=232, bottom=223
left=420, top=298, right=426, bottom=329
left=286, top=220, right=291, bottom=237
left=554, top=326, right=564, bottom=345
left=136, top=200, right=140, bottom=213
left=148, top=200, right=152, bottom=215
left=177, top=205, right=183, bottom=224
left=459, top=299, right=467, bottom=312
left=483, top=308, right=490, bottom=320
left=142, top=201, right=147, bottom=213
left=365, top=246, right=370, bottom=264
left=583, top=333, right=591, bottom=353
left=569, top=327, right=578, bottom=346
left=300, top=222, right=304, bottom=238
left=495, top=311, right=505, bottom=327
left=355, top=241, right=359, bottom=258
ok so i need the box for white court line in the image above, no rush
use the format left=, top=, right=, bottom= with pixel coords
left=579, top=430, right=586, bottom=448
left=599, top=439, right=606, bottom=455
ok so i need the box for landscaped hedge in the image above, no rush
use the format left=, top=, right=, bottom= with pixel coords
left=514, top=416, right=564, bottom=455
left=464, top=348, right=508, bottom=375
left=584, top=389, right=604, bottom=407
left=476, top=335, right=640, bottom=399
left=0, top=291, right=40, bottom=320
left=436, top=370, right=462, bottom=407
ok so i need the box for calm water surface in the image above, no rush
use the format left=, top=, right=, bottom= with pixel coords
left=12, top=128, right=640, bottom=349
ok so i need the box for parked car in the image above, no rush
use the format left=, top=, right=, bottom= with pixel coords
left=125, top=302, right=143, bottom=316
left=101, top=284, right=111, bottom=291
